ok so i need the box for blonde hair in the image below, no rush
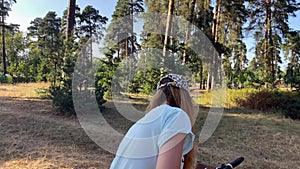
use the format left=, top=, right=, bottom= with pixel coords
left=147, top=84, right=197, bottom=169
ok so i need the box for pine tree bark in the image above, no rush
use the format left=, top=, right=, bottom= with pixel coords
left=270, top=17, right=275, bottom=87
left=130, top=0, right=134, bottom=56
left=182, top=0, right=196, bottom=64
left=125, top=39, right=129, bottom=58
left=1, top=0, right=7, bottom=75
left=163, top=0, right=175, bottom=57
left=117, top=42, right=120, bottom=59
left=264, top=0, right=271, bottom=87
left=208, top=0, right=222, bottom=90
left=200, top=61, right=203, bottom=89
left=66, top=0, right=76, bottom=40
left=212, top=0, right=221, bottom=43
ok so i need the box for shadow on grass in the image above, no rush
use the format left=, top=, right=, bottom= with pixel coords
left=1, top=96, right=299, bottom=169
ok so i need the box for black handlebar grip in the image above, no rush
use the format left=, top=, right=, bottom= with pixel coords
left=224, top=157, right=244, bottom=169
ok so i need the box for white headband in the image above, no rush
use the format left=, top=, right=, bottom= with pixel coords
left=157, top=73, right=190, bottom=92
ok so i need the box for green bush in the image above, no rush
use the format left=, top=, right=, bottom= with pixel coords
left=50, top=85, right=75, bottom=114
left=36, top=87, right=51, bottom=99
left=199, top=89, right=300, bottom=120
left=0, top=75, right=7, bottom=83
left=282, top=98, right=300, bottom=120
left=236, top=89, right=300, bottom=120
left=12, top=76, right=35, bottom=83
left=129, top=69, right=161, bottom=95
left=51, top=76, right=107, bottom=115
left=235, top=89, right=274, bottom=111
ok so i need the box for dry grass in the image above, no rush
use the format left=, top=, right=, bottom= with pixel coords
left=0, top=83, right=49, bottom=98
left=0, top=83, right=300, bottom=169
left=195, top=108, right=300, bottom=169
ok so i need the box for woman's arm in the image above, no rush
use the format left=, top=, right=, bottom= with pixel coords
left=156, top=133, right=186, bottom=169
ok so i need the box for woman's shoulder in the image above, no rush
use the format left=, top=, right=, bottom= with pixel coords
left=164, top=104, right=186, bottom=115
left=159, top=105, right=189, bottom=122
left=146, top=104, right=189, bottom=123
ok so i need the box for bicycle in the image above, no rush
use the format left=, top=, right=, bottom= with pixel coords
left=196, top=157, right=244, bottom=169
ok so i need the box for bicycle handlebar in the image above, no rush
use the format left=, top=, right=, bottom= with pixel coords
left=196, top=156, right=244, bottom=169
left=217, top=157, right=244, bottom=169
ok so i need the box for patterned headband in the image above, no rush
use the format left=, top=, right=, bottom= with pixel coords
left=157, top=73, right=190, bottom=92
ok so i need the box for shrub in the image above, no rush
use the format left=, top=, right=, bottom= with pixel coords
left=129, top=69, right=161, bottom=95
left=235, top=89, right=273, bottom=111
left=235, top=89, right=300, bottom=120
left=282, top=98, right=300, bottom=120
left=199, top=89, right=300, bottom=120
left=0, top=74, right=7, bottom=83
left=36, top=87, right=51, bottom=99
left=12, top=76, right=35, bottom=83
left=51, top=78, right=107, bottom=115
left=50, top=84, right=75, bottom=114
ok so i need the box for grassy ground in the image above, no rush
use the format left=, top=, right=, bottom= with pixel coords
left=0, top=83, right=299, bottom=169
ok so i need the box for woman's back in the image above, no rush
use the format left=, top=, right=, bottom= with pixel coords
left=109, top=104, right=194, bottom=169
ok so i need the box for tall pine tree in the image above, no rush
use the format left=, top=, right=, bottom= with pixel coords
left=0, top=0, right=16, bottom=74
left=248, top=0, right=300, bottom=87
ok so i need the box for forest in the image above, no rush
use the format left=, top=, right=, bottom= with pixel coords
left=0, top=0, right=300, bottom=119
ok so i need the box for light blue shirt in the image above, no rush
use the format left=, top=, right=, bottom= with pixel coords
left=110, top=104, right=195, bottom=169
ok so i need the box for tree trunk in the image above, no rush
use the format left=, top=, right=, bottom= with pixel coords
left=54, top=60, right=57, bottom=87
left=182, top=0, right=196, bottom=64
left=163, top=0, right=175, bottom=57
left=125, top=39, right=129, bottom=58
left=66, top=0, right=76, bottom=40
left=206, top=71, right=210, bottom=91
left=2, top=0, right=7, bottom=75
left=117, top=42, right=120, bottom=59
left=208, top=0, right=222, bottom=90
left=130, top=0, right=134, bottom=56
left=212, top=0, right=221, bottom=42
left=169, top=16, right=175, bottom=69
left=63, top=0, right=76, bottom=78
left=264, top=0, right=271, bottom=87
left=200, top=62, right=203, bottom=90
left=270, top=22, right=275, bottom=87
left=270, top=6, right=275, bottom=87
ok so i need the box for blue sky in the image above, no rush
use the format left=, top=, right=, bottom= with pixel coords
left=7, top=0, right=118, bottom=31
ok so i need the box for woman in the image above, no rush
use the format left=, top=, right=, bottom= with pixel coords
left=110, top=73, right=196, bottom=169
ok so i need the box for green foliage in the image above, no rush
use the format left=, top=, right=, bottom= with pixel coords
left=77, top=5, right=108, bottom=43
left=0, top=0, right=17, bottom=74
left=0, top=74, right=7, bottom=83
left=49, top=5, right=108, bottom=115
left=247, top=0, right=300, bottom=86
left=235, top=89, right=279, bottom=111
left=95, top=55, right=119, bottom=99
left=50, top=37, right=77, bottom=115
left=50, top=84, right=74, bottom=114
left=35, top=87, right=51, bottom=99
left=282, top=98, right=300, bottom=120
left=232, top=89, right=300, bottom=120
left=199, top=89, right=300, bottom=120
left=129, top=68, right=161, bottom=94
left=283, top=31, right=300, bottom=91
left=25, top=12, right=64, bottom=84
